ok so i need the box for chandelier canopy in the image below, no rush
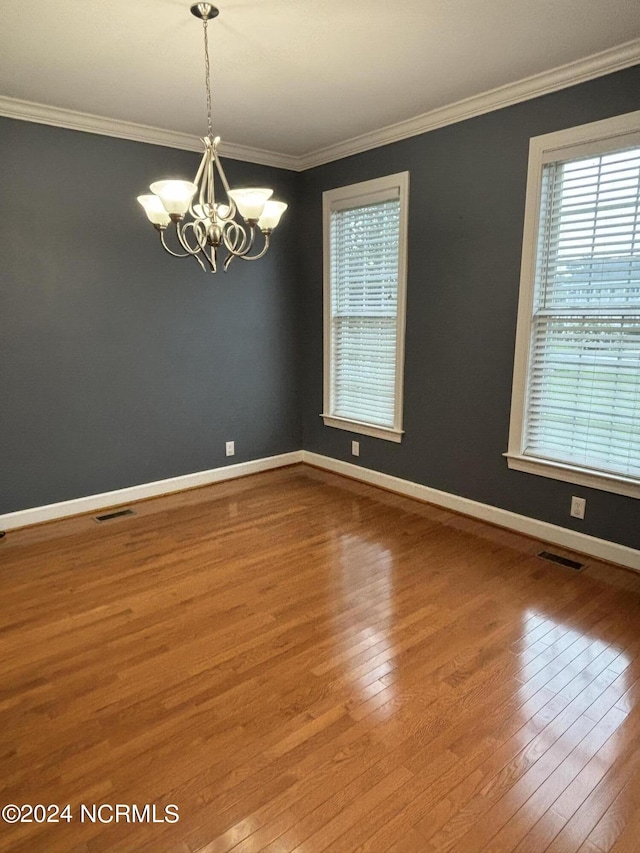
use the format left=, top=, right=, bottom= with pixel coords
left=137, top=3, right=287, bottom=274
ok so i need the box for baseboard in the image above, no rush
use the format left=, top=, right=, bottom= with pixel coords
left=4, top=449, right=638, bottom=572
left=301, top=452, right=640, bottom=573
left=0, top=451, right=304, bottom=532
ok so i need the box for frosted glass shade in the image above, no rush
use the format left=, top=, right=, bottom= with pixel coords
left=216, top=203, right=231, bottom=221
left=150, top=180, right=197, bottom=216
left=227, top=188, right=273, bottom=221
left=137, top=194, right=171, bottom=227
left=258, top=200, right=288, bottom=232
left=193, top=204, right=212, bottom=226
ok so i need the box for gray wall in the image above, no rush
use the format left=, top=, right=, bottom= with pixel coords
left=299, top=66, right=640, bottom=551
left=0, top=118, right=301, bottom=514
left=2, top=67, right=640, bottom=551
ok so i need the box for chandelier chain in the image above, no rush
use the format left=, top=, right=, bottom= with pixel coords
left=203, top=19, right=213, bottom=140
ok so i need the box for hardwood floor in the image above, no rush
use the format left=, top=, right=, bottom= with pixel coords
left=2, top=465, right=640, bottom=852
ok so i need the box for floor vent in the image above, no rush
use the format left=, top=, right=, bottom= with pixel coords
left=94, top=508, right=136, bottom=523
left=537, top=550, right=584, bottom=572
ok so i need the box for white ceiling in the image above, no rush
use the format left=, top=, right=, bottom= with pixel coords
left=1, top=0, right=639, bottom=162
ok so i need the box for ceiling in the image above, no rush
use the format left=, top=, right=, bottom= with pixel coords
left=1, top=0, right=639, bottom=165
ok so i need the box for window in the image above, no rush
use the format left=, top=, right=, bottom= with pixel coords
left=507, top=111, right=640, bottom=498
left=322, top=172, right=409, bottom=443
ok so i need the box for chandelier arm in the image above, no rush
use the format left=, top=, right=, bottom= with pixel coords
left=238, top=233, right=271, bottom=262
left=220, top=237, right=272, bottom=269
left=197, top=163, right=208, bottom=218
left=196, top=246, right=215, bottom=274
left=159, top=230, right=192, bottom=258
left=192, top=251, right=208, bottom=273
left=206, top=148, right=215, bottom=215
left=176, top=222, right=206, bottom=255
left=188, top=144, right=211, bottom=219
left=192, top=219, right=209, bottom=249
left=160, top=230, right=207, bottom=272
left=207, top=245, right=218, bottom=273
left=213, top=146, right=232, bottom=193
left=181, top=221, right=218, bottom=273
left=222, top=221, right=257, bottom=257
left=222, top=221, right=246, bottom=256
left=194, top=144, right=209, bottom=187
left=223, top=228, right=271, bottom=263
left=212, top=149, right=238, bottom=219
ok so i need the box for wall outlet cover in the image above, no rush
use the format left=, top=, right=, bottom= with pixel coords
left=570, top=496, right=586, bottom=520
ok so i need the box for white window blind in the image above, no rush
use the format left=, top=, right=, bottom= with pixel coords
left=525, top=145, right=640, bottom=480
left=330, top=198, right=400, bottom=428
left=322, top=172, right=408, bottom=443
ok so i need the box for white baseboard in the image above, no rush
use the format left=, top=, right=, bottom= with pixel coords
left=0, top=451, right=303, bottom=532
left=301, top=452, right=640, bottom=573
left=3, top=449, right=638, bottom=572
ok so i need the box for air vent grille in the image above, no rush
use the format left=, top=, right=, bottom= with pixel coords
left=94, top=508, right=136, bottom=523
left=538, top=551, right=584, bottom=572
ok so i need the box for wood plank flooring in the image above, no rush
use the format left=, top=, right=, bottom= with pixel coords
left=2, top=465, right=640, bottom=852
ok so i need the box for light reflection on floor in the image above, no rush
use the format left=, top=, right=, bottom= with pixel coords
left=516, top=609, right=630, bottom=695
left=330, top=524, right=399, bottom=718
left=508, top=607, right=631, bottom=836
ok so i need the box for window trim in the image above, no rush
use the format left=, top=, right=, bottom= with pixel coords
left=321, top=172, right=409, bottom=443
left=505, top=110, right=640, bottom=499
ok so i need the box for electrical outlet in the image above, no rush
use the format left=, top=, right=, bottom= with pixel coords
left=351, top=440, right=360, bottom=457
left=570, top=496, right=586, bottom=520
left=226, top=440, right=235, bottom=457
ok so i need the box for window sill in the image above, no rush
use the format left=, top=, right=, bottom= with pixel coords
left=504, top=453, right=640, bottom=499
left=321, top=414, right=403, bottom=443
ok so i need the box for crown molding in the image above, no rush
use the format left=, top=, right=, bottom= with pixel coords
left=217, top=140, right=300, bottom=171
left=0, top=95, right=301, bottom=171
left=296, top=38, right=640, bottom=170
left=0, top=95, right=204, bottom=150
left=1, top=39, right=639, bottom=173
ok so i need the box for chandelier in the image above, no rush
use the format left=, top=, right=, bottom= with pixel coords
left=137, top=3, right=287, bottom=273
